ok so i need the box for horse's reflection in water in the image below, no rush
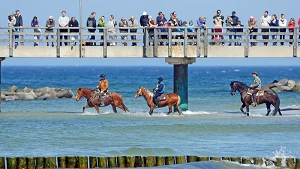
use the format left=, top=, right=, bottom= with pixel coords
left=135, top=87, right=183, bottom=116
left=76, top=88, right=129, bottom=114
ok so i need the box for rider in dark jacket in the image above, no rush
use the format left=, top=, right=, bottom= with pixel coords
left=153, top=77, right=165, bottom=107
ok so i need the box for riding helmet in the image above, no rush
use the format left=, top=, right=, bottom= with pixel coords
left=158, top=77, right=163, bottom=81
left=252, top=72, right=258, bottom=76
left=100, top=74, right=106, bottom=78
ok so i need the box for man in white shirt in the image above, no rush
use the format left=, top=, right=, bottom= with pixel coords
left=260, top=11, right=271, bottom=46
left=58, top=11, right=70, bottom=46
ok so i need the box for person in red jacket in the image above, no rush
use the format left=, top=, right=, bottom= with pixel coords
left=288, top=18, right=295, bottom=46
left=298, top=18, right=300, bottom=45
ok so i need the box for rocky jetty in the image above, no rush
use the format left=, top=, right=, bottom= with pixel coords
left=1, top=85, right=75, bottom=101
left=263, top=78, right=300, bottom=92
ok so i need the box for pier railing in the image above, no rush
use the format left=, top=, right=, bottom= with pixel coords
left=0, top=26, right=299, bottom=58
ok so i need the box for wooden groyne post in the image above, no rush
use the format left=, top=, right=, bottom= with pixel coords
left=0, top=156, right=299, bottom=168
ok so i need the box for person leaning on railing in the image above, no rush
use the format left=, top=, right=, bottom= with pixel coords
left=248, top=16, right=257, bottom=46
left=119, top=17, right=128, bottom=46
left=97, top=16, right=105, bottom=46
left=269, top=14, right=279, bottom=46
left=128, top=16, right=138, bottom=46
left=31, top=16, right=40, bottom=47
left=69, top=17, right=79, bottom=47
left=260, top=11, right=271, bottom=46
left=287, top=18, right=295, bottom=47
left=298, top=18, right=300, bottom=45
left=279, top=14, right=287, bottom=46
left=45, top=16, right=55, bottom=47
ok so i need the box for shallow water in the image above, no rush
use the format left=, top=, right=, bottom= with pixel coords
left=0, top=66, right=299, bottom=169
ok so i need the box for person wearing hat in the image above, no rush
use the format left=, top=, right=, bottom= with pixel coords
left=45, top=16, right=55, bottom=47
left=96, top=74, right=109, bottom=106
left=250, top=72, right=261, bottom=107
left=153, top=77, right=165, bottom=107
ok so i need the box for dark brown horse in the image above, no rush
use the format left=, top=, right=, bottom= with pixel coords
left=134, top=87, right=183, bottom=116
left=75, top=88, right=129, bottom=114
left=230, top=81, right=282, bottom=116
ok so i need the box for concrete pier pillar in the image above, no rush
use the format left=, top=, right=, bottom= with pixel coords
left=166, top=58, right=195, bottom=111
left=0, top=57, right=5, bottom=113
left=174, top=64, right=188, bottom=111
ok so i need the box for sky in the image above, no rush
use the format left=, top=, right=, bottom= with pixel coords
left=1, top=0, right=300, bottom=66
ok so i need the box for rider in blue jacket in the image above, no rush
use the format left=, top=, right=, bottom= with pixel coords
left=153, top=77, right=165, bottom=107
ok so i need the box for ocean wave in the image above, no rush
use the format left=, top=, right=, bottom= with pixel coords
left=183, top=110, right=218, bottom=115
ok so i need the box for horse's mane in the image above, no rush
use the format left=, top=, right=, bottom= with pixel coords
left=139, top=86, right=154, bottom=97
left=231, top=81, right=249, bottom=88
left=78, top=88, right=97, bottom=92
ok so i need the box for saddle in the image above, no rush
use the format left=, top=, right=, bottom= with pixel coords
left=93, top=91, right=110, bottom=100
left=247, top=89, right=264, bottom=96
left=158, top=94, right=166, bottom=101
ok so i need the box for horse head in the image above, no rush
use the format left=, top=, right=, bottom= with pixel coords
left=135, top=86, right=143, bottom=98
left=75, top=88, right=84, bottom=101
left=230, top=81, right=249, bottom=95
left=230, top=81, right=237, bottom=95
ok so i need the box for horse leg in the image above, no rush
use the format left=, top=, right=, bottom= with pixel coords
left=94, top=105, right=100, bottom=114
left=274, top=100, right=282, bottom=116
left=116, top=103, right=128, bottom=112
left=245, top=104, right=250, bottom=116
left=278, top=108, right=282, bottom=116
left=111, top=104, right=117, bottom=113
left=265, top=103, right=271, bottom=116
left=176, top=104, right=183, bottom=115
left=240, top=103, right=246, bottom=114
left=167, top=104, right=172, bottom=115
left=149, top=107, right=155, bottom=116
left=83, top=104, right=90, bottom=113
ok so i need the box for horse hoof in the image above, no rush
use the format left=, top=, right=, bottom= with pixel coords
left=246, top=113, right=250, bottom=116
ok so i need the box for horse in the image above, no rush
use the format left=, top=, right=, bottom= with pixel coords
left=134, top=87, right=183, bottom=116
left=230, top=81, right=282, bottom=116
left=75, top=88, right=129, bottom=114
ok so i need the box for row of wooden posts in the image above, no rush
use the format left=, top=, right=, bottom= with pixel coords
left=0, top=156, right=299, bottom=169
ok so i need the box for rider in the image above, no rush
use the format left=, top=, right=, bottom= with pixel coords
left=250, top=72, right=261, bottom=107
left=153, top=77, right=165, bottom=107
left=96, top=74, right=109, bottom=106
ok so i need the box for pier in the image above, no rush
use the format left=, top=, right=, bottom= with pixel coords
left=0, top=26, right=299, bottom=110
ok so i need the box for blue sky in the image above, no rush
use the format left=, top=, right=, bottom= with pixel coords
left=1, top=0, right=300, bottom=66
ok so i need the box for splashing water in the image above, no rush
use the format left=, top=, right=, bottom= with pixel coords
left=272, top=146, right=293, bottom=158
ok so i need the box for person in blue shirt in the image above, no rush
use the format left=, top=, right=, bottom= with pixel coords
left=153, top=77, right=165, bottom=107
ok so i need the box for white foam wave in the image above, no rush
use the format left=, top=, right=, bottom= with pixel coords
left=79, top=111, right=115, bottom=115
left=183, top=110, right=218, bottom=115
left=234, top=69, right=240, bottom=72
left=221, top=70, right=226, bottom=73
left=272, top=146, right=294, bottom=158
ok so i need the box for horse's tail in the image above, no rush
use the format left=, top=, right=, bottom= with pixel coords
left=176, top=95, right=183, bottom=115
left=122, top=103, right=130, bottom=112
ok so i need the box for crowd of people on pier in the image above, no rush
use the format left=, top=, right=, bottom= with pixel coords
left=7, top=9, right=300, bottom=47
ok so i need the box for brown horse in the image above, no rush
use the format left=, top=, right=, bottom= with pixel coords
left=134, top=87, right=183, bottom=116
left=230, top=81, right=282, bottom=116
left=75, top=88, right=129, bottom=114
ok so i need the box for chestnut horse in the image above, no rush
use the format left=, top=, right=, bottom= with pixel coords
left=75, top=88, right=129, bottom=114
left=230, top=81, right=282, bottom=116
left=134, top=87, right=183, bottom=116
